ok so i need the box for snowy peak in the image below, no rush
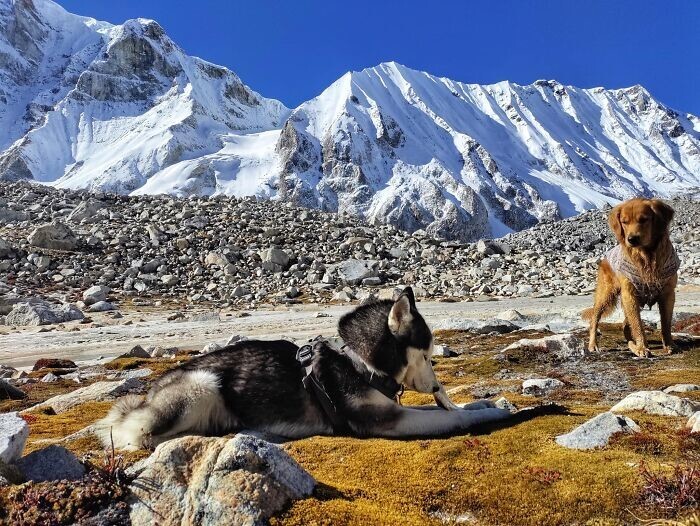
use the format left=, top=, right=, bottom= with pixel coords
left=1, top=4, right=699, bottom=241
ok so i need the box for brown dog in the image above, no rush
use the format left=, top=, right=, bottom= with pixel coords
left=583, top=198, right=679, bottom=357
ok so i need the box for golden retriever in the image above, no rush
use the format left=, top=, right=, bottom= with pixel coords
left=583, top=198, right=679, bottom=357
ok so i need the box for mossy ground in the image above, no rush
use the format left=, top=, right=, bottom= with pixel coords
left=2, top=324, right=699, bottom=525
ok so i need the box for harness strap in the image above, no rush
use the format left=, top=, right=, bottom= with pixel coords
left=296, top=343, right=350, bottom=434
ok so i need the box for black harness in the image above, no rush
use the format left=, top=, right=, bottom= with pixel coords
left=295, top=338, right=404, bottom=434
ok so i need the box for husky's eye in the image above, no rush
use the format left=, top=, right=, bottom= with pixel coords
left=430, top=360, right=437, bottom=367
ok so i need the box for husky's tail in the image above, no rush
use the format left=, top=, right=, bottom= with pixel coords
left=95, top=370, right=234, bottom=451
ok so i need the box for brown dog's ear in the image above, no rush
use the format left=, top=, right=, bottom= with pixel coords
left=650, top=199, right=674, bottom=237
left=608, top=204, right=625, bottom=244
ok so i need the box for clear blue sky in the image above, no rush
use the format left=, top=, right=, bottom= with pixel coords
left=60, top=0, right=700, bottom=114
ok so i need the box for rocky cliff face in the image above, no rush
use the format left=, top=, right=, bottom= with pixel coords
left=2, top=1, right=699, bottom=240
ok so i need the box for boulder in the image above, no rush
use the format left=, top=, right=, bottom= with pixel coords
left=522, top=378, right=564, bottom=396
left=128, top=434, right=315, bottom=526
left=502, top=333, right=585, bottom=362
left=476, top=239, right=511, bottom=255
left=260, top=248, right=291, bottom=272
left=202, top=342, right=224, bottom=354
left=610, top=391, right=700, bottom=417
left=435, top=318, right=519, bottom=334
left=204, top=251, right=230, bottom=268
left=336, top=259, right=378, bottom=285
left=0, top=379, right=27, bottom=400
left=16, top=445, right=85, bottom=482
left=27, top=378, right=144, bottom=414
left=119, top=345, right=151, bottom=359
left=82, top=285, right=110, bottom=305
left=687, top=412, right=700, bottom=434
left=433, top=344, right=456, bottom=357
left=0, top=413, right=29, bottom=464
left=5, top=300, right=84, bottom=326
left=0, top=238, right=14, bottom=258
left=67, top=199, right=104, bottom=223
left=555, top=412, right=639, bottom=450
left=87, top=300, right=116, bottom=312
left=27, top=221, right=79, bottom=251
left=663, top=384, right=700, bottom=394
left=33, top=358, right=77, bottom=371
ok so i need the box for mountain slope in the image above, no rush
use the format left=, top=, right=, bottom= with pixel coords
left=0, top=0, right=289, bottom=193
left=1, top=1, right=699, bottom=240
left=275, top=63, right=700, bottom=239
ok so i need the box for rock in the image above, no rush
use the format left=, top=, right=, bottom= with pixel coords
left=332, top=290, right=353, bottom=302
left=336, top=259, right=378, bottom=285
left=120, top=345, right=151, bottom=359
left=128, top=434, right=315, bottom=525
left=494, top=397, right=517, bottom=412
left=28, top=379, right=144, bottom=414
left=33, top=358, right=77, bottom=370
left=663, top=384, right=700, bottom=394
left=87, top=300, right=116, bottom=312
left=0, top=365, right=17, bottom=379
left=40, top=372, right=59, bottom=383
left=0, top=237, right=15, bottom=257
left=555, top=412, right=639, bottom=450
left=202, top=342, right=224, bottom=353
left=226, top=334, right=247, bottom=346
left=687, top=412, right=700, bottom=433
left=27, top=221, right=79, bottom=251
left=435, top=318, right=519, bottom=334
left=16, top=445, right=85, bottom=482
left=67, top=199, right=104, bottom=223
left=6, top=300, right=84, bottom=326
left=260, top=247, right=291, bottom=272
left=502, top=333, right=585, bottom=362
left=204, top=251, right=229, bottom=267
left=0, top=380, right=27, bottom=400
left=107, top=368, right=153, bottom=380
left=496, top=309, right=526, bottom=322
left=161, top=274, right=178, bottom=286
left=522, top=378, right=564, bottom=396
left=0, top=413, right=29, bottom=464
left=610, top=391, right=700, bottom=417
left=82, top=285, right=110, bottom=305
left=476, top=239, right=511, bottom=255
left=433, top=344, right=456, bottom=357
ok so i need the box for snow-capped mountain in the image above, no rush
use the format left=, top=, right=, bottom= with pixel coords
left=0, top=0, right=288, bottom=193
left=2, top=0, right=699, bottom=240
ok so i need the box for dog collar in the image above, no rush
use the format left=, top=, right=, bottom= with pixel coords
left=339, top=344, right=404, bottom=401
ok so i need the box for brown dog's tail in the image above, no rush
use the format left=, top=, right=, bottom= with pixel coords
left=581, top=296, right=617, bottom=321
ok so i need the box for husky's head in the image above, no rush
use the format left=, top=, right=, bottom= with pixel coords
left=338, top=287, right=445, bottom=398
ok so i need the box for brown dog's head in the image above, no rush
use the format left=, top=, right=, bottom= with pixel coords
left=608, top=198, right=674, bottom=250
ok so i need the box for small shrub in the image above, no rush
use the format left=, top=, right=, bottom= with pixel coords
left=522, top=466, right=562, bottom=486
left=638, top=462, right=700, bottom=518
left=464, top=438, right=491, bottom=475
left=611, top=430, right=665, bottom=456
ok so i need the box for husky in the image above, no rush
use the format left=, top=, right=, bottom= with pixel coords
left=97, top=287, right=511, bottom=450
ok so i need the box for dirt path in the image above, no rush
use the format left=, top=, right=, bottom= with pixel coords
left=2, top=292, right=700, bottom=368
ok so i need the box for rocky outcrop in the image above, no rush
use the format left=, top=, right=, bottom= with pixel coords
left=610, top=391, right=700, bottom=417
left=27, top=379, right=144, bottom=414
left=0, top=413, right=29, bottom=464
left=128, top=434, right=315, bottom=526
left=27, top=221, right=79, bottom=251
left=5, top=300, right=84, bottom=326
left=556, top=412, right=639, bottom=450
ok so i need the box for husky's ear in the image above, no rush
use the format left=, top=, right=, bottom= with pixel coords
left=401, top=286, right=416, bottom=308
left=388, top=294, right=413, bottom=334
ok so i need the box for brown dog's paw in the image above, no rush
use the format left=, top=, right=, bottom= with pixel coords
left=628, top=342, right=651, bottom=358
left=658, top=344, right=678, bottom=355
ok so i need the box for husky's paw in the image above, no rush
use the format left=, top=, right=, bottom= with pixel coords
left=461, top=400, right=497, bottom=411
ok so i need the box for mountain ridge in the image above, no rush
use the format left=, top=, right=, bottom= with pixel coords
left=1, top=0, right=699, bottom=240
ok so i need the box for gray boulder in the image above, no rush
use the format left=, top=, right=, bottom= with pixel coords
left=0, top=379, right=27, bottom=400
left=260, top=248, right=291, bottom=272
left=87, top=300, right=116, bottom=312
left=687, top=412, right=700, bottom=433
left=522, top=378, right=564, bottom=396
left=555, top=412, right=639, bottom=450
left=128, top=434, right=315, bottom=526
left=435, top=318, right=519, bottom=334
left=16, top=445, right=85, bottom=482
left=336, top=259, right=378, bottom=285
left=67, top=199, right=104, bottom=223
left=5, top=300, right=84, bottom=326
left=0, top=237, right=14, bottom=258
left=120, top=345, right=151, bottom=358
left=0, top=412, right=29, bottom=464
left=502, top=333, right=585, bottom=362
left=27, top=221, right=79, bottom=251
left=610, top=391, right=700, bottom=417
left=663, top=384, right=700, bottom=394
left=82, top=285, right=110, bottom=305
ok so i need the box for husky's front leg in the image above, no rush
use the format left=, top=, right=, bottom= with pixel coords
left=377, top=405, right=511, bottom=438
left=433, top=385, right=461, bottom=410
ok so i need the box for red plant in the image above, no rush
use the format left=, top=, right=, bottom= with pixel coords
left=638, top=462, right=700, bottom=517
left=522, top=466, right=562, bottom=486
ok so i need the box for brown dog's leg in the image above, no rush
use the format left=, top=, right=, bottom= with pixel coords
left=585, top=261, right=619, bottom=353
left=619, top=278, right=649, bottom=357
left=622, top=317, right=633, bottom=343
left=657, top=274, right=677, bottom=355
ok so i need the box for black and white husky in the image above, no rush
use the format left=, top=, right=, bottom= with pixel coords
left=98, top=288, right=511, bottom=450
